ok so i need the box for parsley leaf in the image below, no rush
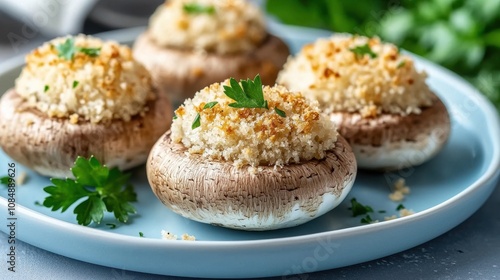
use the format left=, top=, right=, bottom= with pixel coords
left=73, top=80, right=79, bottom=88
left=349, top=198, right=374, bottom=217
left=192, top=101, right=218, bottom=129
left=360, top=215, right=374, bottom=224
left=204, top=101, right=219, bottom=109
left=78, top=47, right=101, bottom=57
left=274, top=107, right=286, bottom=117
left=0, top=176, right=10, bottom=186
left=396, top=204, right=405, bottom=211
left=56, top=38, right=101, bottom=60
left=397, top=60, right=406, bottom=69
left=192, top=113, right=201, bottom=129
left=42, top=156, right=137, bottom=226
left=350, top=43, right=378, bottom=59
left=56, top=38, right=77, bottom=60
left=224, top=74, right=269, bottom=109
left=183, top=3, right=216, bottom=15
left=44, top=85, right=49, bottom=92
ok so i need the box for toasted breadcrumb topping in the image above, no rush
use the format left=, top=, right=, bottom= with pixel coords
left=171, top=81, right=338, bottom=167
left=15, top=34, right=154, bottom=123
left=277, top=35, right=434, bottom=117
left=149, top=0, right=266, bottom=54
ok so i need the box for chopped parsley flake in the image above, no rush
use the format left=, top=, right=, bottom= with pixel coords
left=350, top=43, right=377, bottom=59
left=183, top=3, right=216, bottom=15
left=349, top=198, right=374, bottom=217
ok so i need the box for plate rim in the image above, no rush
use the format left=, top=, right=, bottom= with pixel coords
left=0, top=23, right=499, bottom=276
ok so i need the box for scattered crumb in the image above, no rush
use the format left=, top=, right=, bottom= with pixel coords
left=181, top=233, right=196, bottom=241
left=161, top=230, right=178, bottom=240
left=384, top=215, right=397, bottom=221
left=16, top=171, right=27, bottom=185
left=69, top=113, right=79, bottom=124
left=389, top=191, right=405, bottom=202
left=389, top=178, right=410, bottom=201
left=161, top=230, right=196, bottom=241
left=399, top=208, right=415, bottom=217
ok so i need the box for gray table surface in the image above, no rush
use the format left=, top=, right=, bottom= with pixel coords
left=1, top=10, right=499, bottom=280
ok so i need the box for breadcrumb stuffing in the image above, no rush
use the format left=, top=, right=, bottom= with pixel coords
left=15, top=34, right=154, bottom=123
left=149, top=0, right=266, bottom=54
left=277, top=35, right=434, bottom=117
left=171, top=81, right=338, bottom=167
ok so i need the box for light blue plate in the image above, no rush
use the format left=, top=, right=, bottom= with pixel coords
left=0, top=24, right=499, bottom=278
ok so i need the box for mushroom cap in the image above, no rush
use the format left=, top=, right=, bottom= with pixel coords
left=132, top=32, right=290, bottom=104
left=0, top=89, right=173, bottom=178
left=147, top=132, right=357, bottom=231
left=330, top=94, right=450, bottom=170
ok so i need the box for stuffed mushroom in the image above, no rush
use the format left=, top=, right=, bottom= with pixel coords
left=147, top=76, right=357, bottom=230
left=0, top=35, right=173, bottom=178
left=133, top=0, right=290, bottom=104
left=277, top=35, right=450, bottom=170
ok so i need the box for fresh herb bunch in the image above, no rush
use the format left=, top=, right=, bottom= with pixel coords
left=266, top=0, right=500, bottom=111
left=43, top=156, right=137, bottom=226
left=56, top=38, right=101, bottom=60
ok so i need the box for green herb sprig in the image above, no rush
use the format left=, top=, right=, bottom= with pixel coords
left=56, top=38, right=101, bottom=60
left=348, top=198, right=374, bottom=217
left=191, top=75, right=288, bottom=129
left=350, top=43, right=378, bottom=59
left=192, top=101, right=219, bottom=129
left=183, top=3, right=216, bottom=15
left=0, top=176, right=10, bottom=186
left=42, top=156, right=137, bottom=226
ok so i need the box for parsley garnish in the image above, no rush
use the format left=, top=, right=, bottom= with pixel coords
left=349, top=198, right=374, bottom=217
left=173, top=115, right=178, bottom=120
left=191, top=101, right=219, bottom=129
left=192, top=113, right=201, bottom=129
left=396, top=204, right=406, bottom=211
left=274, top=107, right=286, bottom=118
left=107, top=223, right=117, bottom=229
left=360, top=215, right=374, bottom=224
left=397, top=60, right=406, bottom=69
left=183, top=3, right=216, bottom=15
left=139, top=232, right=144, bottom=237
left=224, top=75, right=268, bottom=109
left=42, top=156, right=137, bottom=226
left=191, top=75, right=288, bottom=129
left=34, top=201, right=43, bottom=206
left=0, top=176, right=10, bottom=186
left=73, top=80, right=79, bottom=89
left=350, top=43, right=377, bottom=59
left=56, top=38, right=101, bottom=60
left=44, top=85, right=49, bottom=92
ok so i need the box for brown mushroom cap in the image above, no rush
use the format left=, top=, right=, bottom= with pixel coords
left=133, top=32, right=290, bottom=104
left=0, top=89, right=173, bottom=178
left=147, top=132, right=357, bottom=231
left=330, top=94, right=450, bottom=170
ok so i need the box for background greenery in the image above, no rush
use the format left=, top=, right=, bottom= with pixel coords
left=265, top=0, right=500, bottom=112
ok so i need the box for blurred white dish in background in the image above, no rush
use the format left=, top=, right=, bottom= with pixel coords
left=0, top=0, right=98, bottom=36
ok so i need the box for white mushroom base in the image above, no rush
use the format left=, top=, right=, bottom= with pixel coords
left=354, top=131, right=444, bottom=170
left=147, top=133, right=357, bottom=231
left=170, top=181, right=355, bottom=231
